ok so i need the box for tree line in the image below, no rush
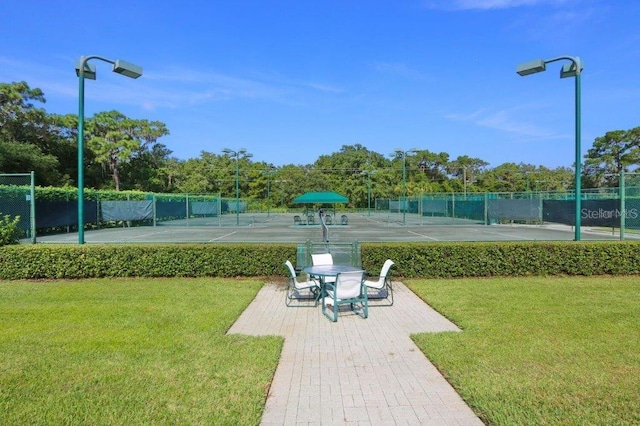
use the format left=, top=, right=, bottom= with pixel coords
left=1, top=81, right=639, bottom=208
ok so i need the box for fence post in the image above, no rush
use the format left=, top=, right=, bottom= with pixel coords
left=620, top=170, right=625, bottom=240
left=305, top=239, right=312, bottom=267
left=29, top=171, right=36, bottom=243
left=185, top=194, right=189, bottom=227
left=484, top=192, right=489, bottom=225
left=351, top=240, right=360, bottom=267
left=152, top=194, right=157, bottom=227
left=451, top=192, right=455, bottom=223
left=538, top=192, right=543, bottom=225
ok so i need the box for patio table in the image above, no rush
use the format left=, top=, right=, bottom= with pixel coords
left=303, top=264, right=363, bottom=296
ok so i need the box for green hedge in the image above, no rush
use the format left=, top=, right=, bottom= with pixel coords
left=33, top=186, right=151, bottom=201
left=2, top=241, right=640, bottom=280
left=0, top=244, right=296, bottom=279
left=0, top=215, right=21, bottom=246
left=362, top=241, right=640, bottom=278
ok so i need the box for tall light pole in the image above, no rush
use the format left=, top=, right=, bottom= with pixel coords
left=360, top=170, right=377, bottom=216
left=275, top=179, right=287, bottom=209
left=389, top=148, right=418, bottom=225
left=461, top=166, right=469, bottom=198
left=76, top=56, right=142, bottom=244
left=517, top=56, right=583, bottom=241
left=222, top=148, right=252, bottom=225
left=262, top=166, right=276, bottom=217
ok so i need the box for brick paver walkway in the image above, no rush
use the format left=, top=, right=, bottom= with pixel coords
left=227, top=281, right=483, bottom=425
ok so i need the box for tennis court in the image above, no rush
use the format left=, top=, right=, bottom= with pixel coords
left=31, top=212, right=632, bottom=244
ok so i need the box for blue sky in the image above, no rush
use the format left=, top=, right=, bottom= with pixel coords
left=1, top=0, right=638, bottom=168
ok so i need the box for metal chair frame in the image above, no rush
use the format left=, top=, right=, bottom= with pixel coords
left=322, top=270, right=368, bottom=322
left=364, top=259, right=395, bottom=306
left=284, top=260, right=320, bottom=307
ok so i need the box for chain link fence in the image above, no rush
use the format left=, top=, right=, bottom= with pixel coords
left=375, top=187, right=640, bottom=238
left=0, top=173, right=36, bottom=243
left=4, top=178, right=640, bottom=240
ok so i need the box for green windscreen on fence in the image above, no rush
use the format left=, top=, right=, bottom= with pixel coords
left=0, top=172, right=35, bottom=243
left=8, top=182, right=640, bottom=241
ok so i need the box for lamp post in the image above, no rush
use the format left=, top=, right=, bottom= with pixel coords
left=460, top=166, right=470, bottom=198
left=262, top=166, right=276, bottom=217
left=517, top=56, right=583, bottom=241
left=389, top=148, right=418, bottom=225
left=360, top=170, right=377, bottom=216
left=222, top=148, right=252, bottom=225
left=75, top=55, right=142, bottom=244
left=275, top=179, right=287, bottom=209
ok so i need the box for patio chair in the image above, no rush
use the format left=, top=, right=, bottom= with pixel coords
left=363, top=259, right=395, bottom=306
left=311, top=253, right=335, bottom=284
left=311, top=253, right=333, bottom=266
left=322, top=270, right=368, bottom=322
left=325, top=214, right=333, bottom=225
left=341, top=214, right=348, bottom=225
left=294, top=215, right=302, bottom=225
left=284, top=260, right=320, bottom=307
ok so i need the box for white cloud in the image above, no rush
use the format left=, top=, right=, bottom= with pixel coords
left=302, top=82, right=344, bottom=94
left=425, top=0, right=572, bottom=10
left=373, top=62, right=426, bottom=80
left=446, top=108, right=560, bottom=139
left=140, top=66, right=343, bottom=109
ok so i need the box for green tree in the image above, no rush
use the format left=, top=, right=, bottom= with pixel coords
left=175, top=151, right=226, bottom=193
left=413, top=150, right=450, bottom=184
left=86, top=111, right=169, bottom=190
left=0, top=81, right=69, bottom=185
left=312, top=144, right=389, bottom=207
left=478, top=163, right=529, bottom=193
left=583, top=128, right=640, bottom=188
left=446, top=155, right=489, bottom=194
left=121, top=143, right=176, bottom=192
left=272, top=165, right=312, bottom=209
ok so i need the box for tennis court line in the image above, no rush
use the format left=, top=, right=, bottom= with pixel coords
left=120, top=230, right=172, bottom=240
left=407, top=230, right=439, bottom=241
left=362, top=216, right=386, bottom=225
left=479, top=229, right=531, bottom=240
left=209, top=231, right=238, bottom=242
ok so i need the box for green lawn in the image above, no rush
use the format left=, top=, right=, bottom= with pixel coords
left=408, top=276, right=640, bottom=425
left=4, top=276, right=639, bottom=425
left=0, top=278, right=282, bottom=425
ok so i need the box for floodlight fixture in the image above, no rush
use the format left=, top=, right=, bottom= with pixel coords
left=516, top=55, right=582, bottom=241
left=76, top=55, right=142, bottom=244
left=75, top=61, right=97, bottom=80
left=560, top=59, right=583, bottom=78
left=516, top=59, right=546, bottom=76
left=222, top=148, right=253, bottom=225
left=360, top=170, right=378, bottom=217
left=113, top=60, right=143, bottom=79
left=75, top=57, right=143, bottom=81
left=388, top=148, right=418, bottom=225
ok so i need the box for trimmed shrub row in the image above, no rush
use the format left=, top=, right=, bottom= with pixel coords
left=0, top=215, right=21, bottom=246
left=362, top=241, right=640, bottom=278
left=0, top=244, right=296, bottom=279
left=2, top=241, right=640, bottom=280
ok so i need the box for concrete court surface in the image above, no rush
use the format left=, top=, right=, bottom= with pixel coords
left=31, top=212, right=629, bottom=243
left=227, top=281, right=484, bottom=425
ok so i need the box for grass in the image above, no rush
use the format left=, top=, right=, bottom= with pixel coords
left=0, top=278, right=283, bottom=425
left=408, top=276, right=640, bottom=425
left=4, top=275, right=639, bottom=425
